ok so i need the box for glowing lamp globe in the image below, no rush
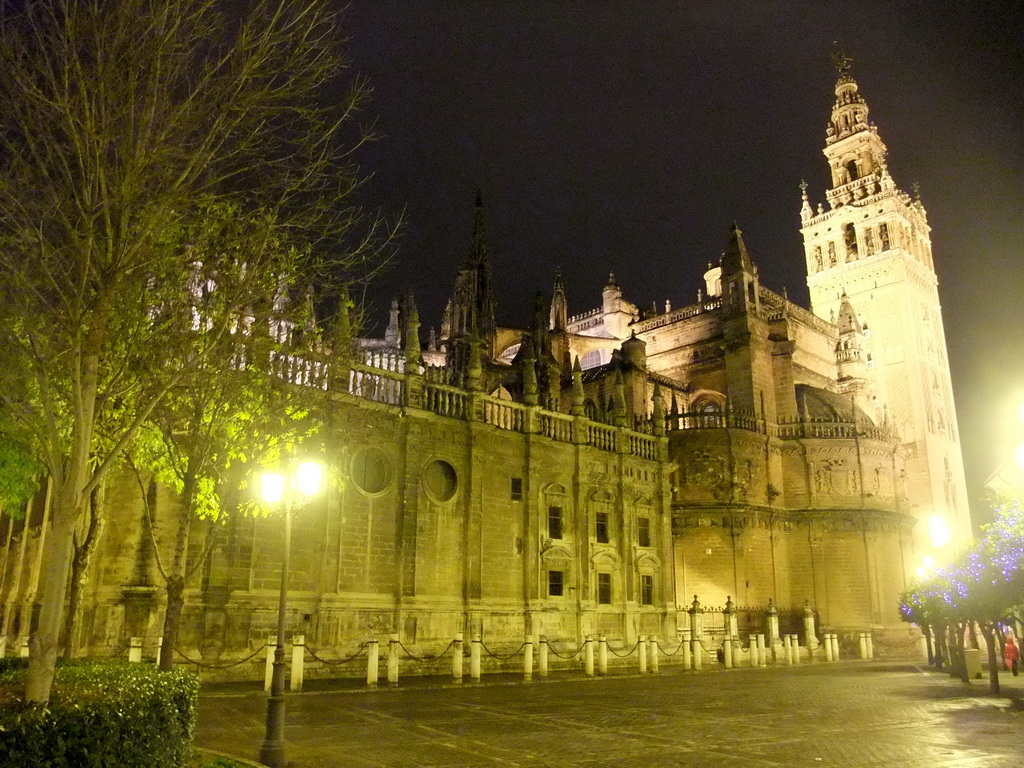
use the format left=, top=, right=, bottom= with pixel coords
left=296, top=462, right=323, bottom=497
left=261, top=472, right=285, bottom=504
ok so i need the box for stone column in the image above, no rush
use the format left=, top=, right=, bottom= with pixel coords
left=803, top=601, right=818, bottom=653
left=538, top=635, right=548, bottom=678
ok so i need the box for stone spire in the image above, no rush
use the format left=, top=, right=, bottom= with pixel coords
left=822, top=51, right=889, bottom=203
left=446, top=192, right=497, bottom=372
left=402, top=291, right=421, bottom=366
left=521, top=335, right=538, bottom=406
left=799, top=179, right=813, bottom=224
left=384, top=297, right=401, bottom=347
left=570, top=356, right=585, bottom=416
left=721, top=221, right=754, bottom=277
left=549, top=268, right=568, bottom=331
left=836, top=291, right=862, bottom=335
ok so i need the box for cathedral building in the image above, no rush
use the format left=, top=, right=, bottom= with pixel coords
left=0, top=65, right=968, bottom=667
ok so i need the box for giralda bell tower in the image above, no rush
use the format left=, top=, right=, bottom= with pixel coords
left=799, top=53, right=971, bottom=558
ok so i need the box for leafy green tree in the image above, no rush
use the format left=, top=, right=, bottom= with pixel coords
left=0, top=0, right=394, bottom=703
left=124, top=248, right=324, bottom=669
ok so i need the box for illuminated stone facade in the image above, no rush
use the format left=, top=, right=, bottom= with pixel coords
left=0, top=67, right=964, bottom=667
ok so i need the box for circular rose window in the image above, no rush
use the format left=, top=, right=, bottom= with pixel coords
left=423, top=460, right=457, bottom=503
left=350, top=449, right=391, bottom=495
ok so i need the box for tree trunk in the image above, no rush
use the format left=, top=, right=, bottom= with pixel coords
left=60, top=489, right=104, bottom=659
left=24, top=508, right=78, bottom=703
left=159, top=479, right=194, bottom=671
left=979, top=622, right=1000, bottom=695
left=954, top=623, right=969, bottom=683
left=159, top=576, right=186, bottom=670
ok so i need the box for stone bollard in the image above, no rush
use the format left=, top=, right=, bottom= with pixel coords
left=757, top=634, right=767, bottom=667
left=793, top=634, right=803, bottom=664
left=366, top=639, right=379, bottom=687
left=265, top=635, right=276, bottom=692
left=859, top=632, right=868, bottom=660
left=724, top=634, right=733, bottom=669
left=748, top=636, right=758, bottom=667
left=129, top=637, right=143, bottom=663
left=155, top=637, right=163, bottom=666
left=19, top=639, right=29, bottom=659
left=453, top=632, right=464, bottom=683
left=692, top=636, right=703, bottom=670
left=639, top=635, right=648, bottom=674
left=539, top=635, right=549, bottom=678
left=290, top=635, right=305, bottom=691
left=584, top=635, right=595, bottom=676
left=732, top=636, right=743, bottom=667
left=471, top=634, right=482, bottom=681
left=767, top=599, right=781, bottom=656
left=598, top=635, right=608, bottom=675
left=650, top=638, right=660, bottom=674
left=523, top=636, right=533, bottom=682
left=783, top=634, right=793, bottom=666
left=682, top=630, right=692, bottom=670
left=831, top=633, right=840, bottom=662
left=919, top=634, right=930, bottom=662
left=388, top=634, right=400, bottom=686
left=866, top=633, right=874, bottom=660
left=824, top=633, right=834, bottom=662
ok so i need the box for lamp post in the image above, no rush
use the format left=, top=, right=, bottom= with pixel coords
left=259, top=461, right=322, bottom=768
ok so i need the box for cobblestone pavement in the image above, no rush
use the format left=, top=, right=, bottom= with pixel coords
left=196, top=663, right=1024, bottom=767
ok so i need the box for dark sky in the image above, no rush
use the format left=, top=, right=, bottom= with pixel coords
left=340, top=1, right=1024, bottom=519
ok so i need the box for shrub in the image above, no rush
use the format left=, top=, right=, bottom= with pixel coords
left=0, top=661, right=199, bottom=767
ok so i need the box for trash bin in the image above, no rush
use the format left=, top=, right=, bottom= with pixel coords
left=963, top=648, right=983, bottom=679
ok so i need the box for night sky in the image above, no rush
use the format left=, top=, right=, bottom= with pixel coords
left=340, top=1, right=1024, bottom=521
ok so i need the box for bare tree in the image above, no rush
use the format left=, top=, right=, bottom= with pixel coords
left=0, top=0, right=396, bottom=703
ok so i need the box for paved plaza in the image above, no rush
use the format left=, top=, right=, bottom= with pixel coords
left=197, top=663, right=1024, bottom=767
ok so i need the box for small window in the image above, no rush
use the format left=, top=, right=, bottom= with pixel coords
left=595, top=512, right=609, bottom=544
left=548, top=570, right=564, bottom=597
left=879, top=223, right=890, bottom=250
left=548, top=506, right=563, bottom=539
left=638, top=517, right=651, bottom=547
left=597, top=572, right=612, bottom=605
left=510, top=477, right=523, bottom=501
left=641, top=575, right=654, bottom=606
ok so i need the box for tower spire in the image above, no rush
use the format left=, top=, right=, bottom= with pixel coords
left=549, top=268, right=568, bottom=331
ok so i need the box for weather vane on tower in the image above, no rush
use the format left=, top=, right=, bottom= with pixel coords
left=831, top=41, right=853, bottom=77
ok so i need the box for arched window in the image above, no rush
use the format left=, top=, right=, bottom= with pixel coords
left=827, top=242, right=837, bottom=267
left=879, top=223, right=890, bottom=251
left=846, top=160, right=858, bottom=181
left=843, top=224, right=858, bottom=260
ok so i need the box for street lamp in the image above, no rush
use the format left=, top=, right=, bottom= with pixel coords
left=259, top=460, right=323, bottom=768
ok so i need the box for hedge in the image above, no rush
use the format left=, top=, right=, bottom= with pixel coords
left=0, top=659, right=199, bottom=767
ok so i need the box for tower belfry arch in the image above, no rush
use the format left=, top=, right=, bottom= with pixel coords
left=799, top=56, right=971, bottom=555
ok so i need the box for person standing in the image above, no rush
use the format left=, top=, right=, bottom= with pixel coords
left=1004, top=636, right=1019, bottom=676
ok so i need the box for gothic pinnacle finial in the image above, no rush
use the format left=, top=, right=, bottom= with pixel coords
left=800, top=179, right=809, bottom=198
